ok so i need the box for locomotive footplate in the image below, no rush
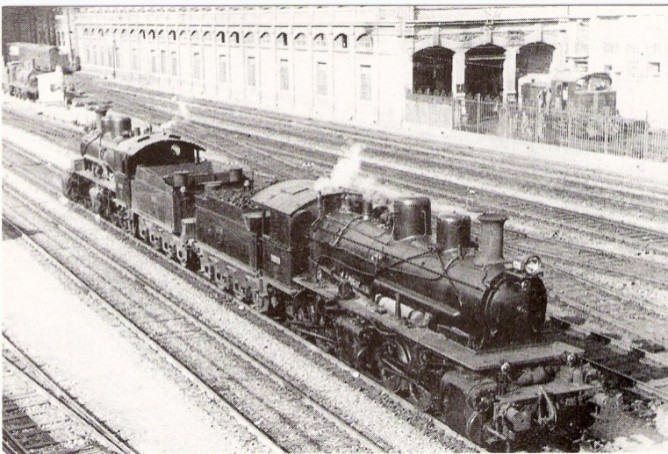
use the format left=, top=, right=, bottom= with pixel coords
left=293, top=277, right=583, bottom=372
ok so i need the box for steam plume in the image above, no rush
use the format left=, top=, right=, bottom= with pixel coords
left=314, top=143, right=398, bottom=204
left=161, top=97, right=191, bottom=130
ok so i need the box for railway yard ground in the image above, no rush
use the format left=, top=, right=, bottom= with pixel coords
left=3, top=71, right=668, bottom=452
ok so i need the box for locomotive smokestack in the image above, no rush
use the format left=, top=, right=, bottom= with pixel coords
left=474, top=212, right=507, bottom=266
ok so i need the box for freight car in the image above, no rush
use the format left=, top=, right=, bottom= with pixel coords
left=62, top=111, right=613, bottom=450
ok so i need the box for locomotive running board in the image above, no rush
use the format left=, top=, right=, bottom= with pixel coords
left=294, top=277, right=583, bottom=372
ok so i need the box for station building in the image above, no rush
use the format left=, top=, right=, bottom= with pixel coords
left=64, top=6, right=668, bottom=127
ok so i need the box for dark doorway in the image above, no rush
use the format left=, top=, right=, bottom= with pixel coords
left=412, top=46, right=454, bottom=95
left=516, top=42, right=555, bottom=90
left=465, top=44, right=505, bottom=99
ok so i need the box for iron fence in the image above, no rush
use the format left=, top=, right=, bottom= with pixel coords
left=404, top=90, right=452, bottom=128
left=452, top=97, right=668, bottom=162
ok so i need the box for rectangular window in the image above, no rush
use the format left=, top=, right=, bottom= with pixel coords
left=247, top=56, right=256, bottom=87
left=160, top=50, right=166, bottom=74
left=86, top=48, right=90, bottom=64
left=218, top=55, right=227, bottom=83
left=359, top=65, right=371, bottom=101
left=151, top=50, right=157, bottom=73
left=108, top=49, right=113, bottom=67
left=193, top=52, right=201, bottom=80
left=100, top=48, right=105, bottom=67
left=279, top=59, right=289, bottom=91
left=316, top=62, right=327, bottom=96
left=171, top=51, right=177, bottom=76
left=93, top=46, right=97, bottom=65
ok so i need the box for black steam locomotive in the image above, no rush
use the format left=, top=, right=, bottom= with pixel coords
left=63, top=110, right=610, bottom=450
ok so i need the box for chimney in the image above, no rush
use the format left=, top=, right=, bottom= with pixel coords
left=474, top=212, right=507, bottom=266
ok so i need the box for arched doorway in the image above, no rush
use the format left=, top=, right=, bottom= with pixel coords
left=412, top=46, right=454, bottom=95
left=516, top=42, right=555, bottom=83
left=465, top=44, right=505, bottom=99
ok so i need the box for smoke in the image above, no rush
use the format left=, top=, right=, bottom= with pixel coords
left=161, top=97, right=191, bottom=130
left=314, top=143, right=398, bottom=204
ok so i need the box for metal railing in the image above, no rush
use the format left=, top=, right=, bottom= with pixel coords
left=404, top=89, right=452, bottom=128
left=452, top=97, right=668, bottom=162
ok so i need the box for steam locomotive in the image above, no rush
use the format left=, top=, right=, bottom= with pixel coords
left=62, top=110, right=611, bottom=450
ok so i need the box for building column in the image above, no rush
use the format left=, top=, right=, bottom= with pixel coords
left=503, top=46, right=519, bottom=103
left=451, top=49, right=466, bottom=97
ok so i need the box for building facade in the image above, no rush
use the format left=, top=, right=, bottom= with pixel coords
left=68, top=6, right=668, bottom=127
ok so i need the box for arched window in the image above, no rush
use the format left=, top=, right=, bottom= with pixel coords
left=191, top=30, right=199, bottom=41
left=277, top=32, right=288, bottom=47
left=148, top=30, right=156, bottom=40
left=179, top=30, right=187, bottom=41
left=294, top=33, right=306, bottom=48
left=230, top=32, right=239, bottom=44
left=216, top=31, right=225, bottom=43
left=357, top=33, right=373, bottom=50
left=313, top=33, right=326, bottom=48
left=260, top=32, right=271, bottom=45
left=169, top=30, right=176, bottom=41
left=334, top=33, right=348, bottom=49
left=139, top=30, right=146, bottom=40
left=244, top=32, right=255, bottom=44
left=203, top=31, right=212, bottom=42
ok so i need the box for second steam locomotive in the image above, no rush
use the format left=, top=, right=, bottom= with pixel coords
left=62, top=109, right=611, bottom=450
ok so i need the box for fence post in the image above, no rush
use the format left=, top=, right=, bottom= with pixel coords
left=643, top=111, right=649, bottom=159
left=603, top=109, right=608, bottom=154
left=476, top=94, right=481, bottom=134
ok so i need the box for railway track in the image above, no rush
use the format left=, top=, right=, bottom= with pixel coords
left=5, top=104, right=668, bottom=330
left=72, top=74, right=668, bottom=241
left=5, top=105, right=668, bottom=405
left=3, top=335, right=135, bottom=454
left=2, top=192, right=385, bottom=453
left=4, top=141, right=466, bottom=452
left=7, top=111, right=668, bottom=454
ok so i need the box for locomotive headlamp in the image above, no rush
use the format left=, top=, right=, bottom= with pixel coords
left=513, top=255, right=542, bottom=276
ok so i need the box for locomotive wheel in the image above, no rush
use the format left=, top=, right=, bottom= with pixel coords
left=408, top=382, right=433, bottom=412
left=376, top=339, right=411, bottom=394
left=465, top=411, right=485, bottom=446
left=441, top=386, right=468, bottom=436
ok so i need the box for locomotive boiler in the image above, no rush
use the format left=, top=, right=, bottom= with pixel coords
left=310, top=195, right=547, bottom=349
